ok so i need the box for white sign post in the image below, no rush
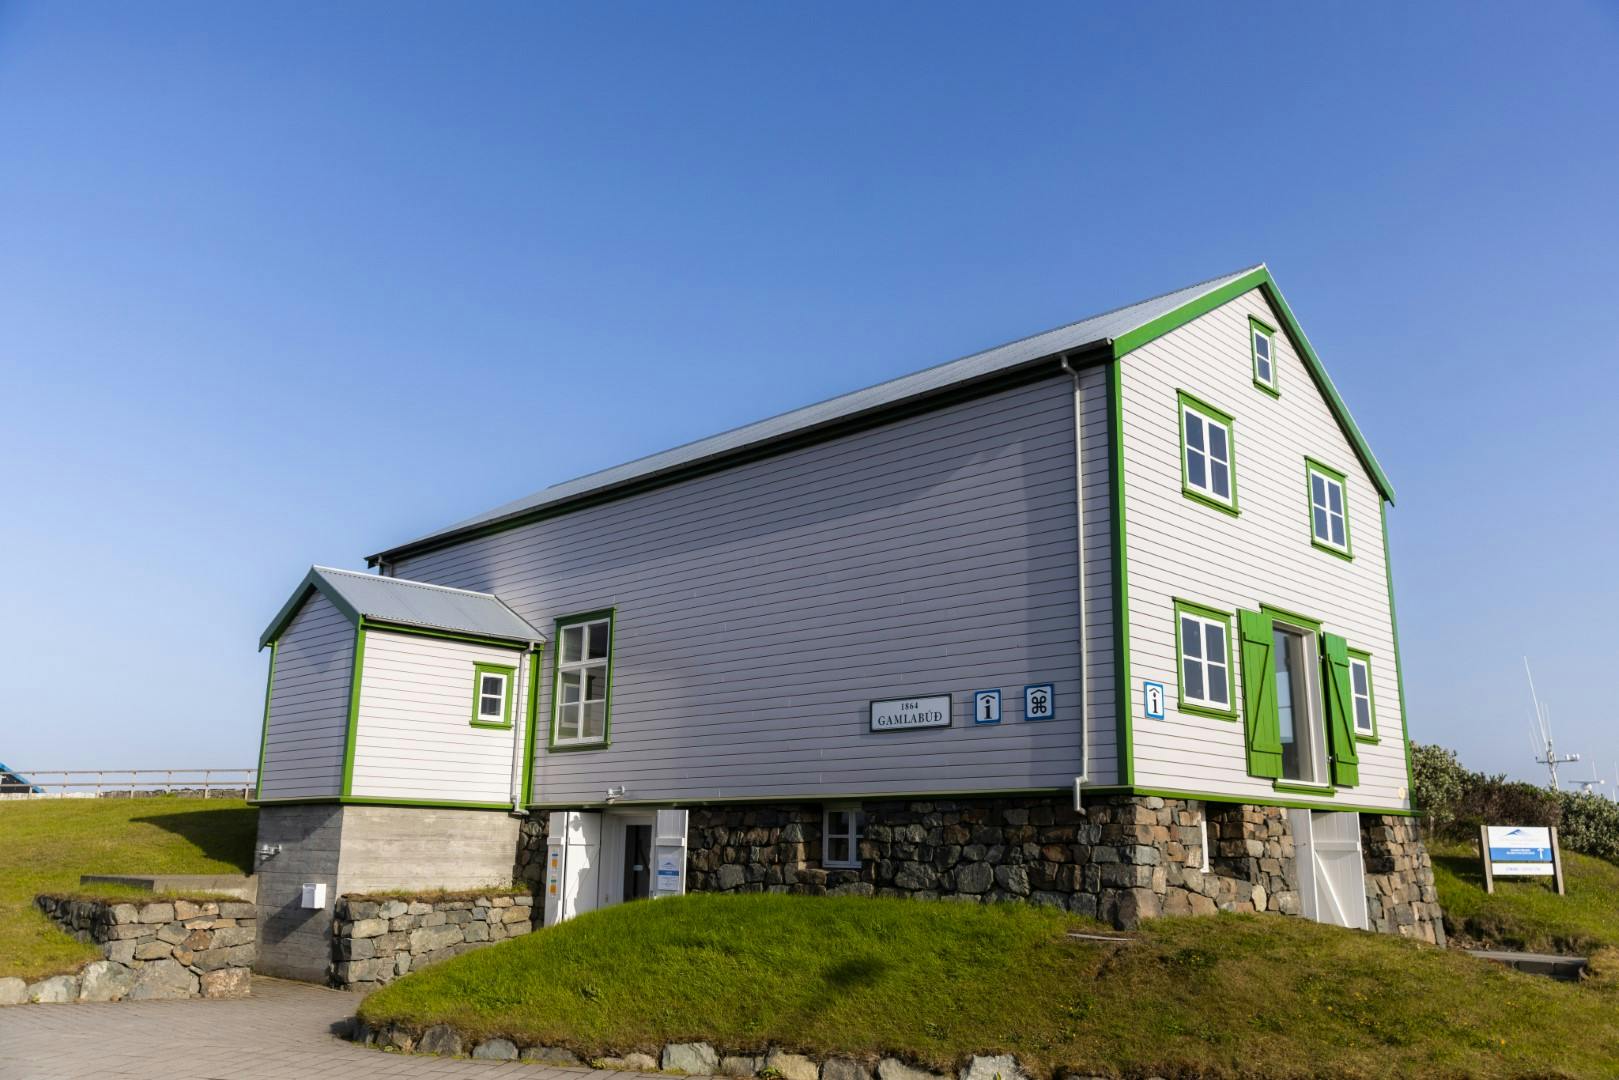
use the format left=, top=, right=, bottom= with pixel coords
left=870, top=695, right=952, bottom=732
left=1481, top=824, right=1564, bottom=895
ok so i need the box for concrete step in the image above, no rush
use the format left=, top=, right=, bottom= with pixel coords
left=1466, top=948, right=1588, bottom=981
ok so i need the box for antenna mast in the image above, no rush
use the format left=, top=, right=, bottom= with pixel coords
left=1526, top=657, right=1579, bottom=790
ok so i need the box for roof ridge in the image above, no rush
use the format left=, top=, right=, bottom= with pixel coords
left=312, top=565, right=499, bottom=601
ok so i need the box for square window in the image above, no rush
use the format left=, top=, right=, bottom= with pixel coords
left=1175, top=603, right=1235, bottom=715
left=470, top=665, right=514, bottom=727
left=822, top=807, right=864, bottom=869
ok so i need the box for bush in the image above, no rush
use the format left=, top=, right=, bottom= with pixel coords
left=1558, top=792, right=1619, bottom=864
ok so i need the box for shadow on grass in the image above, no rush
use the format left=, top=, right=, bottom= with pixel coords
left=1433, top=851, right=1487, bottom=888
left=131, top=807, right=257, bottom=874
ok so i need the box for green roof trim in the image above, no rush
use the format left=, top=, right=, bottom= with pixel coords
left=1110, top=266, right=1396, bottom=505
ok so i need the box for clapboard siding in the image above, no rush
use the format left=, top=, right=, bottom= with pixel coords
left=1118, top=289, right=1409, bottom=810
left=349, top=630, right=528, bottom=804
left=393, top=376, right=1097, bottom=805
left=259, top=591, right=352, bottom=800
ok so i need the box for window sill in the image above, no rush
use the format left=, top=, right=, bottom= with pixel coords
left=1182, top=488, right=1240, bottom=518
left=1178, top=701, right=1239, bottom=722
left=1272, top=781, right=1336, bottom=797
left=548, top=740, right=611, bottom=753
left=1310, top=538, right=1354, bottom=562
left=1354, top=733, right=1380, bottom=745
left=469, top=720, right=514, bottom=731
left=823, top=862, right=862, bottom=871
left=1253, top=379, right=1280, bottom=399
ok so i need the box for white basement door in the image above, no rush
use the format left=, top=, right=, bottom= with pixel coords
left=1288, top=809, right=1368, bottom=929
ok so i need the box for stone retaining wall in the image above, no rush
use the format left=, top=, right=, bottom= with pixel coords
left=1361, top=814, right=1446, bottom=944
left=8, top=895, right=257, bottom=1005
left=331, top=891, right=535, bottom=991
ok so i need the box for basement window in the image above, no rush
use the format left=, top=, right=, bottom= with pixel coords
left=469, top=663, right=515, bottom=729
left=823, top=806, right=864, bottom=869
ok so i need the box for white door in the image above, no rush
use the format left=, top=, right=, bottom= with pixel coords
left=1289, top=809, right=1368, bottom=929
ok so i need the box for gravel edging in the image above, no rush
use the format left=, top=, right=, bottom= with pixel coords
left=345, top=1024, right=1119, bottom=1080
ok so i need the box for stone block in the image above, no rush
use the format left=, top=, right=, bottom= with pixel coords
left=878, top=1060, right=947, bottom=1080
left=109, top=903, right=140, bottom=925
left=155, top=922, right=190, bottom=945
left=105, top=939, right=137, bottom=965
left=379, top=900, right=409, bottom=919
left=599, top=1052, right=660, bottom=1070
left=136, top=903, right=175, bottom=925
left=960, top=1056, right=1026, bottom=1080
left=410, top=923, right=464, bottom=954
left=134, top=940, right=173, bottom=961
left=523, top=1047, right=583, bottom=1066
left=350, top=917, right=389, bottom=939
left=663, top=1042, right=721, bottom=1073
left=719, top=1054, right=764, bottom=1076
left=211, top=925, right=255, bottom=949
left=0, top=977, right=27, bottom=1006
left=502, top=905, right=531, bottom=923
left=417, top=1024, right=463, bottom=1056
left=422, top=910, right=448, bottom=927
left=28, top=975, right=78, bottom=1003
left=127, top=958, right=197, bottom=1000
left=765, top=1051, right=821, bottom=1080
left=200, top=967, right=252, bottom=998
left=173, top=900, right=218, bottom=921
left=219, top=902, right=257, bottom=920
left=1112, top=888, right=1161, bottom=929
left=473, top=1038, right=519, bottom=1061
left=823, top=1058, right=872, bottom=1080
left=466, top=920, right=491, bottom=942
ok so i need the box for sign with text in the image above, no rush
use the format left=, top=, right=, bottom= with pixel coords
left=870, top=694, right=952, bottom=732
left=1485, top=826, right=1555, bottom=876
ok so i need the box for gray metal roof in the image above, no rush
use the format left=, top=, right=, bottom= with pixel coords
left=371, top=265, right=1264, bottom=563
left=261, top=566, right=544, bottom=649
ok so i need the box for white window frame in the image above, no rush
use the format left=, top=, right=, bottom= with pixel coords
left=822, top=806, right=864, bottom=869
left=477, top=671, right=507, bottom=720
left=1181, top=400, right=1236, bottom=509
left=1273, top=623, right=1329, bottom=786
left=1176, top=607, right=1233, bottom=713
left=1308, top=464, right=1349, bottom=554
left=552, top=614, right=613, bottom=746
left=1349, top=656, right=1375, bottom=737
left=1252, top=323, right=1277, bottom=390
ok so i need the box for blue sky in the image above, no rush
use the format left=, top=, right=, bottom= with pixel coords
left=1, top=3, right=1614, bottom=784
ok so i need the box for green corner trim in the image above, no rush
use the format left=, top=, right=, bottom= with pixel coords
left=1305, top=456, right=1354, bottom=561
left=521, top=647, right=543, bottom=805
left=1110, top=266, right=1395, bottom=504
left=252, top=641, right=277, bottom=801
left=469, top=662, right=518, bottom=730
left=1078, top=784, right=1416, bottom=817
left=1250, top=315, right=1280, bottom=397
left=1107, top=359, right=1135, bottom=787
left=1172, top=598, right=1238, bottom=719
left=1347, top=647, right=1379, bottom=743
left=339, top=621, right=367, bottom=798
left=1383, top=503, right=1416, bottom=798
left=548, top=608, right=617, bottom=752
left=1176, top=390, right=1240, bottom=518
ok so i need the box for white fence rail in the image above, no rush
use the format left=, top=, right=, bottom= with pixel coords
left=2, top=768, right=257, bottom=799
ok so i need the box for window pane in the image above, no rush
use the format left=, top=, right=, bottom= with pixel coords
left=1183, top=657, right=1205, bottom=702
left=1313, top=506, right=1330, bottom=539
left=558, top=703, right=580, bottom=739
left=1208, top=423, right=1228, bottom=465
left=1187, top=447, right=1207, bottom=489
left=1328, top=482, right=1343, bottom=515
left=1207, top=663, right=1228, bottom=705
left=1330, top=515, right=1345, bottom=546
left=1181, top=616, right=1202, bottom=659
left=481, top=675, right=503, bottom=697
left=584, top=665, right=607, bottom=702
left=828, top=810, right=850, bottom=837
left=480, top=696, right=502, bottom=717
left=1211, top=460, right=1230, bottom=498
left=828, top=836, right=850, bottom=864
left=562, top=625, right=583, bottom=663
left=1355, top=699, right=1372, bottom=732
left=1311, top=474, right=1326, bottom=508
left=1352, top=662, right=1369, bottom=696
left=1204, top=622, right=1226, bottom=666
left=560, top=670, right=581, bottom=704
left=1257, top=357, right=1272, bottom=383
left=587, top=621, right=609, bottom=660
left=1255, top=333, right=1269, bottom=360
left=1185, top=413, right=1205, bottom=452
left=582, top=701, right=606, bottom=739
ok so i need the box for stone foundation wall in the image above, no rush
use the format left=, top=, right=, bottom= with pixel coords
left=1361, top=814, right=1446, bottom=944
left=15, top=895, right=257, bottom=1004
left=331, top=891, right=535, bottom=991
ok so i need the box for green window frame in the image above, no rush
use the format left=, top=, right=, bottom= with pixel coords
left=1177, top=390, right=1239, bottom=517
left=549, top=609, right=615, bottom=750
left=469, top=662, right=517, bottom=730
left=1347, top=648, right=1377, bottom=742
left=1305, top=456, right=1353, bottom=560
left=1250, top=316, right=1279, bottom=397
left=1173, top=599, right=1238, bottom=720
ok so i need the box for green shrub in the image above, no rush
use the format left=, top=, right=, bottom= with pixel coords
left=1557, top=791, right=1619, bottom=863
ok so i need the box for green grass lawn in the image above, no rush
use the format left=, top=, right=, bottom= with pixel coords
left=0, top=797, right=256, bottom=982
left=1432, top=841, right=1619, bottom=955
left=358, top=892, right=1619, bottom=1079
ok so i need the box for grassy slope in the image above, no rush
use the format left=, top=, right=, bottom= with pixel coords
left=0, top=798, right=256, bottom=981
left=360, top=893, right=1619, bottom=1079
left=1432, top=841, right=1619, bottom=954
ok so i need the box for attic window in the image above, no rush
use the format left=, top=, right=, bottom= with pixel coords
left=1251, top=317, right=1278, bottom=395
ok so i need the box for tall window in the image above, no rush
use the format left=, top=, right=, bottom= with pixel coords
left=1306, top=458, right=1351, bottom=557
left=823, top=806, right=864, bottom=869
left=469, top=663, right=515, bottom=729
left=1274, top=625, right=1326, bottom=783
left=1348, top=653, right=1376, bottom=738
left=1179, top=392, right=1238, bottom=514
left=1175, top=601, right=1235, bottom=716
left=1251, top=317, right=1278, bottom=395
left=553, top=612, right=613, bottom=746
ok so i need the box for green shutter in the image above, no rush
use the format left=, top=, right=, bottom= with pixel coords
left=1322, top=633, right=1361, bottom=787
left=1239, top=609, right=1282, bottom=778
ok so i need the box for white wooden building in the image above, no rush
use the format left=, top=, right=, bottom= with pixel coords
left=252, top=265, right=1443, bottom=977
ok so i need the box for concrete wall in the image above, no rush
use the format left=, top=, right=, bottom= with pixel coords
left=254, top=804, right=344, bottom=982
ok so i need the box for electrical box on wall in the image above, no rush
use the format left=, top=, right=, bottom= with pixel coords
left=300, top=882, right=327, bottom=909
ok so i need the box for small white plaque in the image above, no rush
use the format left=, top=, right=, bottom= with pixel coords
left=870, top=695, right=952, bottom=732
left=973, top=690, right=1002, bottom=724
left=1024, top=684, right=1055, bottom=720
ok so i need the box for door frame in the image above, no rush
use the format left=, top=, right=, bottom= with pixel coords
left=597, top=810, right=657, bottom=909
left=1290, top=808, right=1369, bottom=929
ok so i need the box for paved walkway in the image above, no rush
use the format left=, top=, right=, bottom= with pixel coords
left=0, top=977, right=642, bottom=1080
